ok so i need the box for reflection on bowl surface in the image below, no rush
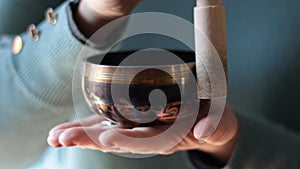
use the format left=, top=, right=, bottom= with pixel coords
left=82, top=50, right=206, bottom=127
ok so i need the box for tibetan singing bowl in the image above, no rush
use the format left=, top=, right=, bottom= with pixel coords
left=82, top=50, right=205, bottom=127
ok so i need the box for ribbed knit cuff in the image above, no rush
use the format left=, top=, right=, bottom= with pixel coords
left=183, top=150, right=225, bottom=169
left=67, top=0, right=88, bottom=45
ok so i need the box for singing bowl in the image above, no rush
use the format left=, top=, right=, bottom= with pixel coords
left=82, top=50, right=205, bottom=127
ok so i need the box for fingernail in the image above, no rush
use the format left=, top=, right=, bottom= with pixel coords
left=194, top=120, right=215, bottom=142
left=48, top=130, right=60, bottom=140
left=198, top=126, right=215, bottom=143
left=47, top=135, right=56, bottom=145
left=102, top=142, right=115, bottom=147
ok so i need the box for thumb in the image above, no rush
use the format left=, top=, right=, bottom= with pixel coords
left=193, top=104, right=238, bottom=146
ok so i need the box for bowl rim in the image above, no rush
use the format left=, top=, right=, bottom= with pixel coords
left=82, top=50, right=196, bottom=69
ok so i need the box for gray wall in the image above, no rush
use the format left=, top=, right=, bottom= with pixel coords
left=0, top=0, right=64, bottom=34
left=121, top=0, right=300, bottom=132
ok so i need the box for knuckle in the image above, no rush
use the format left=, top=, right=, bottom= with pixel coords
left=209, top=127, right=228, bottom=145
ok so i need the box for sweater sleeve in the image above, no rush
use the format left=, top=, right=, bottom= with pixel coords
left=0, top=1, right=99, bottom=168
left=187, top=112, right=300, bottom=169
left=224, top=112, right=300, bottom=169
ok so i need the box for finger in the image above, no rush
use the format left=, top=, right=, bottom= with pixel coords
left=47, top=129, right=65, bottom=147
left=98, top=125, right=181, bottom=154
left=48, top=125, right=98, bottom=148
left=193, top=104, right=238, bottom=146
left=49, top=114, right=103, bottom=134
left=56, top=123, right=129, bottom=153
left=57, top=123, right=106, bottom=148
left=48, top=114, right=103, bottom=147
left=48, top=121, right=104, bottom=148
